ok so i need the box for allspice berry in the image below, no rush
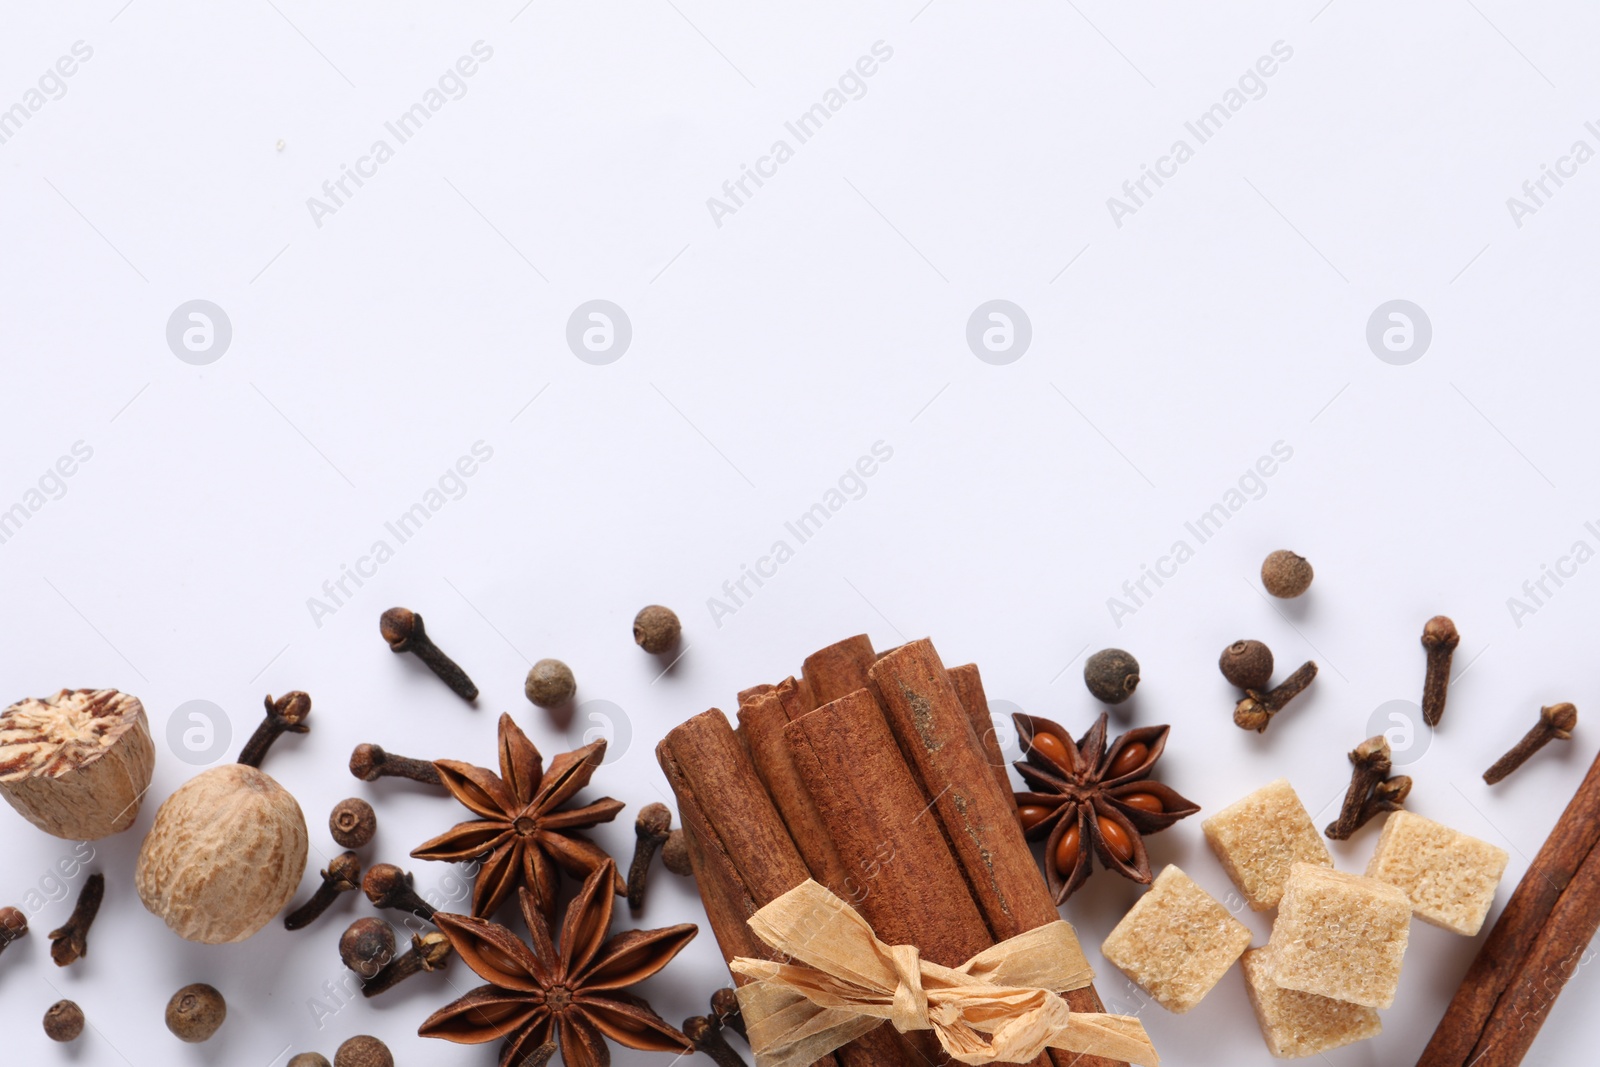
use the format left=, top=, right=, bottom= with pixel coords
left=335, top=1035, right=394, bottom=1067
left=166, top=983, right=226, bottom=1042
left=633, top=605, right=682, bottom=654
left=329, top=798, right=377, bottom=849
left=289, top=1056, right=332, bottom=1067
left=340, top=917, right=397, bottom=978
left=524, top=658, right=576, bottom=709
left=662, top=828, right=692, bottom=877
left=1262, top=550, right=1313, bottom=598
left=44, top=1000, right=84, bottom=1042
left=1084, top=649, right=1140, bottom=705
left=1219, top=640, right=1274, bottom=691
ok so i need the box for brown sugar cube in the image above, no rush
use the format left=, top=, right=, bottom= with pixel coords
left=1101, top=865, right=1254, bottom=1013
left=1202, top=778, right=1333, bottom=911
left=1266, top=863, right=1411, bottom=1009
left=1240, top=947, right=1381, bottom=1058
left=1365, top=810, right=1509, bottom=936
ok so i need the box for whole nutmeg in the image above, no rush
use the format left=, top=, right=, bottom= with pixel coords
left=633, top=604, right=682, bottom=654
left=166, top=983, right=226, bottom=1042
left=329, top=798, right=376, bottom=849
left=0, top=689, right=155, bottom=840
left=1219, top=640, right=1274, bottom=691
left=44, top=1000, right=84, bottom=1042
left=136, top=764, right=308, bottom=943
left=289, top=1056, right=332, bottom=1067
left=340, top=917, right=397, bottom=978
left=1262, top=550, right=1313, bottom=598
left=335, top=1035, right=394, bottom=1067
left=524, top=658, right=576, bottom=709
left=1084, top=649, right=1140, bottom=705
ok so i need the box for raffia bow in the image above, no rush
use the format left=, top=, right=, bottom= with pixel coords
left=730, top=879, right=1160, bottom=1067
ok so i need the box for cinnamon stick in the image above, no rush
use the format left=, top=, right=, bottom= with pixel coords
left=948, top=662, right=1012, bottom=801
left=1418, top=746, right=1600, bottom=1066
left=786, top=687, right=1047, bottom=1067
left=802, top=635, right=877, bottom=707
left=870, top=640, right=1124, bottom=1067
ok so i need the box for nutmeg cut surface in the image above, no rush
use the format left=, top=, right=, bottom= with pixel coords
left=0, top=689, right=155, bottom=840
left=136, top=764, right=308, bottom=943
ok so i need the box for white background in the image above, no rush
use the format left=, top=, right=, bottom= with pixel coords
left=2, top=1, right=1598, bottom=1064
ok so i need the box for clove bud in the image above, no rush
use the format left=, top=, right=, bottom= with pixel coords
left=361, top=931, right=451, bottom=997
left=685, top=1014, right=750, bottom=1067
left=380, top=607, right=478, bottom=702
left=349, top=743, right=442, bottom=787
left=238, top=691, right=312, bottom=769
left=628, top=803, right=673, bottom=910
left=49, top=873, right=103, bottom=967
left=0, top=906, right=26, bottom=960
left=363, top=863, right=436, bottom=922
left=1325, top=736, right=1392, bottom=840
left=1234, top=661, right=1318, bottom=733
left=285, top=852, right=362, bottom=930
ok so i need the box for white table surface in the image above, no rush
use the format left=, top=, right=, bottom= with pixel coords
left=2, top=2, right=1598, bottom=1064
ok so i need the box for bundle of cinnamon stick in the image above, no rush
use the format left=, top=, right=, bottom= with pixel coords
left=657, top=634, right=1129, bottom=1067
left=1417, top=745, right=1600, bottom=1067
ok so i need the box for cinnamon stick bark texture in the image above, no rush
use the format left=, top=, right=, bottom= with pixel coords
left=870, top=640, right=1125, bottom=1067
left=1417, top=746, right=1600, bottom=1067
left=802, top=635, right=877, bottom=707
left=786, top=687, right=1049, bottom=1067
left=949, top=662, right=1013, bottom=801
left=659, top=711, right=909, bottom=1067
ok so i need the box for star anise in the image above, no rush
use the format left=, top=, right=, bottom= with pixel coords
left=420, top=858, right=697, bottom=1067
left=413, top=712, right=626, bottom=920
left=1012, top=711, right=1198, bottom=903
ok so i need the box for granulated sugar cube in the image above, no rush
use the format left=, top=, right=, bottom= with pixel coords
left=1202, top=778, right=1332, bottom=911
left=1100, top=865, right=1253, bottom=1013
left=1365, top=810, right=1509, bottom=936
left=1266, top=863, right=1411, bottom=1009
left=1239, top=947, right=1381, bottom=1058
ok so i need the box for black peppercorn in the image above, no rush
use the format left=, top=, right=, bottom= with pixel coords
left=524, top=658, right=576, bottom=709
left=44, top=1000, right=84, bottom=1042
left=633, top=605, right=682, bottom=654
left=1219, top=640, right=1274, bottom=691
left=1083, top=649, right=1140, bottom=705
left=1262, top=549, right=1313, bottom=598
left=335, top=1034, right=394, bottom=1067
left=329, top=798, right=377, bottom=849
left=166, top=983, right=226, bottom=1042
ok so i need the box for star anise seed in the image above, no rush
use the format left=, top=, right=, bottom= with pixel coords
left=412, top=713, right=626, bottom=919
left=420, top=859, right=698, bottom=1067
left=1012, top=711, right=1198, bottom=903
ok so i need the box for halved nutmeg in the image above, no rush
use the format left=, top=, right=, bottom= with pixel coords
left=0, top=689, right=155, bottom=840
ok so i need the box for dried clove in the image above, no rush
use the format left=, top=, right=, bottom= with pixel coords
left=380, top=607, right=478, bottom=701
left=285, top=852, right=362, bottom=930
left=349, top=743, right=442, bottom=787
left=238, top=691, right=312, bottom=768
left=49, top=872, right=103, bottom=966
left=685, top=1014, right=750, bottom=1067
left=1420, top=616, right=1460, bottom=727
left=340, top=917, right=398, bottom=978
left=361, top=931, right=452, bottom=997
left=1326, top=736, right=1392, bottom=840
left=1234, top=660, right=1318, bottom=733
left=0, top=906, right=26, bottom=959
left=1350, top=775, right=1412, bottom=833
left=329, top=797, right=377, bottom=849
left=362, top=863, right=436, bottom=922
left=628, top=802, right=673, bottom=909
left=710, top=987, right=747, bottom=1042
left=1484, top=703, right=1578, bottom=785
left=662, top=829, right=692, bottom=877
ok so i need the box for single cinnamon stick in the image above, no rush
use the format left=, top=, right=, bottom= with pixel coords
left=1417, top=745, right=1600, bottom=1067
left=870, top=640, right=1124, bottom=1067
left=738, top=680, right=852, bottom=897
left=802, top=635, right=877, bottom=707
left=786, top=687, right=1047, bottom=1067
left=1462, top=830, right=1600, bottom=1065
left=948, top=662, right=1012, bottom=801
